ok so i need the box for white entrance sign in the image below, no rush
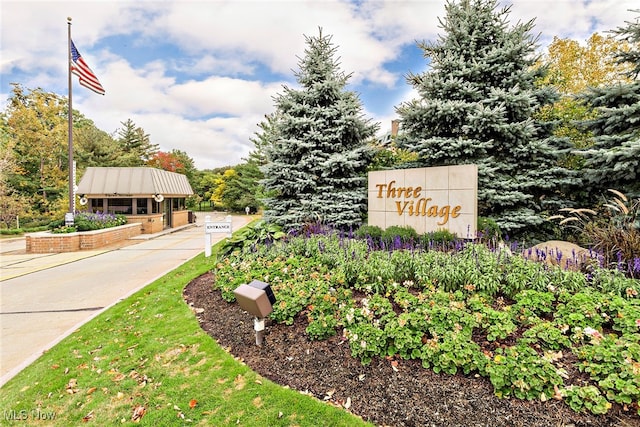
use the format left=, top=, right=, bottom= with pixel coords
left=204, top=215, right=233, bottom=257
left=368, top=165, right=478, bottom=238
left=205, top=222, right=232, bottom=234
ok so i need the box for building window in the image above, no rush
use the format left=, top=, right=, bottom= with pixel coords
left=136, top=198, right=148, bottom=214
left=90, top=198, right=103, bottom=213
left=107, top=198, right=132, bottom=214
left=172, top=198, right=185, bottom=210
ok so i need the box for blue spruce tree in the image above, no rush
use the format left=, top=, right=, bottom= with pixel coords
left=396, top=0, right=572, bottom=237
left=261, top=29, right=377, bottom=231
left=576, top=11, right=640, bottom=199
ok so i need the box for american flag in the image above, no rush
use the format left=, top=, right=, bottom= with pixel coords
left=70, top=40, right=105, bottom=95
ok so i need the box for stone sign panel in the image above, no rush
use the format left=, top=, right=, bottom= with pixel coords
left=368, top=165, right=477, bottom=238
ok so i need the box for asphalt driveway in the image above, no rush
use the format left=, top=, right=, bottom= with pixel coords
left=0, top=212, right=253, bottom=386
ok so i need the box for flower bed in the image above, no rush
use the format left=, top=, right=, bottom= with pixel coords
left=213, top=230, right=640, bottom=416
left=26, top=223, right=141, bottom=253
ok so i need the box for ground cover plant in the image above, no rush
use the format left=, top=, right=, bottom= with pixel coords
left=212, top=227, right=640, bottom=420
left=0, top=242, right=370, bottom=427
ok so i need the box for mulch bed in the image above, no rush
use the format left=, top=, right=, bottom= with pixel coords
left=183, top=272, right=640, bottom=427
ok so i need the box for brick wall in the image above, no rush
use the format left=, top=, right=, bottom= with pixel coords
left=26, top=223, right=142, bottom=254
left=173, top=210, right=189, bottom=228
left=127, top=214, right=163, bottom=234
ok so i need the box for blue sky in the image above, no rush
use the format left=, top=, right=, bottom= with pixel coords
left=1, top=0, right=637, bottom=169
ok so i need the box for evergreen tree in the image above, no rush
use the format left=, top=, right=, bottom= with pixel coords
left=74, top=116, right=120, bottom=168
left=576, top=11, right=640, bottom=199
left=247, top=113, right=278, bottom=166
left=115, top=119, right=159, bottom=166
left=261, top=29, right=378, bottom=230
left=396, top=0, right=572, bottom=236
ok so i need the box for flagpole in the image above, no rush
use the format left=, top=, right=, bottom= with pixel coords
left=67, top=17, right=74, bottom=216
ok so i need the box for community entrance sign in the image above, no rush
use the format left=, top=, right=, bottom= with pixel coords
left=368, top=165, right=477, bottom=238
left=204, top=215, right=233, bottom=257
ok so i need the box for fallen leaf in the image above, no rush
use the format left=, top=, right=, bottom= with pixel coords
left=87, top=387, right=97, bottom=395
left=82, top=410, right=94, bottom=422
left=132, top=405, right=146, bottom=422
left=552, top=385, right=564, bottom=401
left=391, top=360, right=399, bottom=372
left=112, top=372, right=125, bottom=382
left=344, top=397, right=352, bottom=409
left=189, top=399, right=197, bottom=409
left=66, top=378, right=79, bottom=394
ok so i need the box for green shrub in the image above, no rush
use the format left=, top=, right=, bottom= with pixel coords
left=48, top=212, right=127, bottom=233
left=421, top=229, right=456, bottom=244
left=0, top=228, right=24, bottom=235
left=381, top=225, right=418, bottom=246
left=73, top=212, right=127, bottom=231
left=477, top=216, right=501, bottom=241
left=51, top=225, right=78, bottom=234
left=355, top=224, right=383, bottom=240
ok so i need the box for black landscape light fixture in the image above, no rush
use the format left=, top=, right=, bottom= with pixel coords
left=233, top=281, right=276, bottom=346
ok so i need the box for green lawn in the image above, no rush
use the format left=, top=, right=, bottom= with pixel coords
left=0, top=242, right=371, bottom=426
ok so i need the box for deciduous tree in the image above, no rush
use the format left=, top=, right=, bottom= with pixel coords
left=536, top=34, right=632, bottom=174
left=4, top=84, right=68, bottom=215
left=576, top=11, right=640, bottom=198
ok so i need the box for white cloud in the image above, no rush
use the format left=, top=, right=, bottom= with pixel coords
left=2, top=0, right=638, bottom=169
left=71, top=54, right=283, bottom=168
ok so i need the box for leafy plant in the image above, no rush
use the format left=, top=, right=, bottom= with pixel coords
left=217, top=219, right=285, bottom=257
left=486, top=344, right=564, bottom=400
left=306, top=286, right=352, bottom=340
left=549, top=189, right=640, bottom=278
left=575, top=334, right=640, bottom=412
left=563, top=385, right=613, bottom=415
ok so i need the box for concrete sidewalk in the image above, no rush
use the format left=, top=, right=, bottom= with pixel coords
left=0, top=213, right=254, bottom=386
